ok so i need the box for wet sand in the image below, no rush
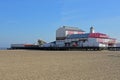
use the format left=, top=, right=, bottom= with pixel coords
left=0, top=50, right=120, bottom=80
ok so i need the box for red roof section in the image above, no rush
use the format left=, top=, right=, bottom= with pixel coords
left=89, top=33, right=109, bottom=38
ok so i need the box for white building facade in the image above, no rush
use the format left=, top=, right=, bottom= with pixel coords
left=56, top=26, right=85, bottom=40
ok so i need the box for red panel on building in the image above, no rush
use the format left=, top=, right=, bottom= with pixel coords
left=67, top=31, right=84, bottom=35
left=24, top=44, right=34, bottom=47
left=68, top=31, right=74, bottom=35
left=78, top=32, right=84, bottom=34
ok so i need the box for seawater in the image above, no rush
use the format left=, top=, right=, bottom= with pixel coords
left=0, top=47, right=8, bottom=50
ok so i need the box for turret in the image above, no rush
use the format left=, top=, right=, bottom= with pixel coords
left=90, top=26, right=95, bottom=33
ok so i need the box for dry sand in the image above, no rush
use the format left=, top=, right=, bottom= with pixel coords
left=0, top=50, right=120, bottom=80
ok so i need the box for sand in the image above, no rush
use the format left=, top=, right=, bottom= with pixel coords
left=0, top=50, right=120, bottom=80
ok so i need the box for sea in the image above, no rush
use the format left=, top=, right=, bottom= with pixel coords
left=0, top=47, right=8, bottom=50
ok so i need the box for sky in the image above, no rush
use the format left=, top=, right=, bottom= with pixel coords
left=0, top=0, right=120, bottom=47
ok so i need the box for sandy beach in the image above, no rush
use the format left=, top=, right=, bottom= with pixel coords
left=0, top=50, right=120, bottom=80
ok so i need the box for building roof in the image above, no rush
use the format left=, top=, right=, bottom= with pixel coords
left=63, top=26, right=85, bottom=32
left=67, top=33, right=89, bottom=39
left=66, top=33, right=111, bottom=39
left=89, top=33, right=109, bottom=38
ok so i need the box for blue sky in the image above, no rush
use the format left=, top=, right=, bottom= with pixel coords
left=0, top=0, right=120, bottom=47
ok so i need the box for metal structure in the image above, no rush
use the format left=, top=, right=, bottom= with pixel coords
left=37, top=39, right=46, bottom=46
